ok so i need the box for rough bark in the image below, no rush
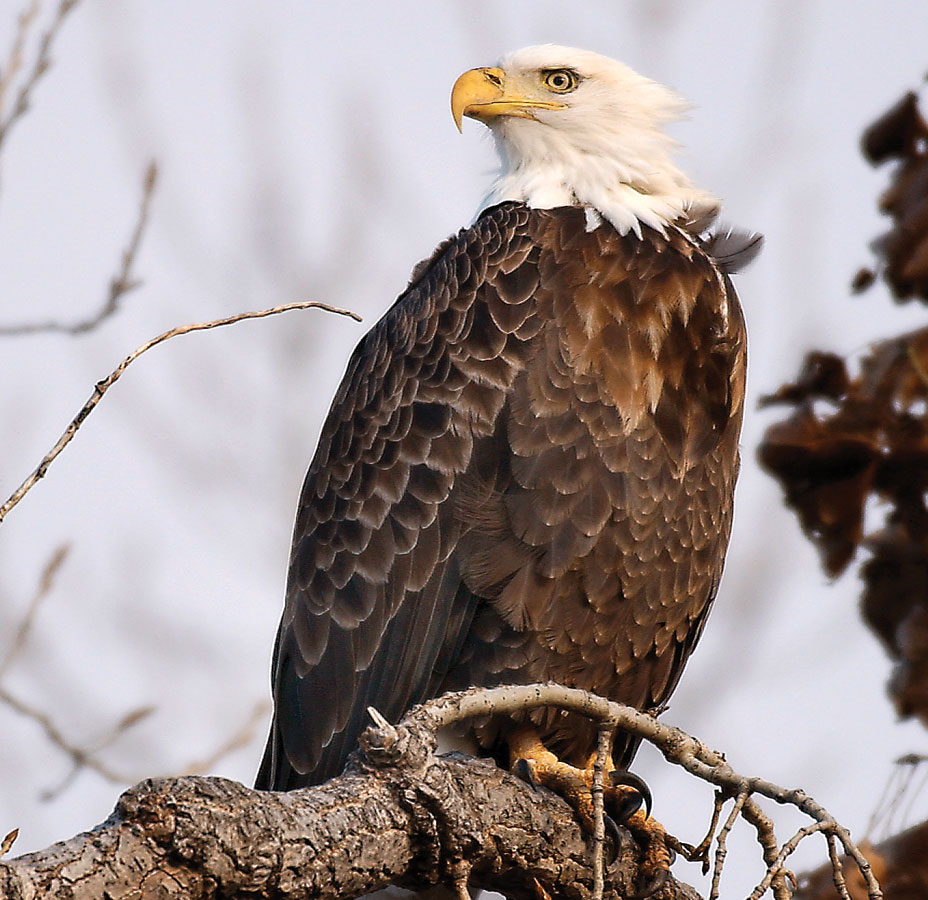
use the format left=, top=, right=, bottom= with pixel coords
left=2, top=681, right=883, bottom=899
left=0, top=742, right=700, bottom=900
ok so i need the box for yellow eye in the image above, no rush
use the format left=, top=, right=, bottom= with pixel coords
left=542, top=69, right=580, bottom=93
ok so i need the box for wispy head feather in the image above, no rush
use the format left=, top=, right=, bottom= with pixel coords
left=477, top=45, right=719, bottom=236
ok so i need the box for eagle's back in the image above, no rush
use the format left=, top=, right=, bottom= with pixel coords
left=257, top=203, right=745, bottom=790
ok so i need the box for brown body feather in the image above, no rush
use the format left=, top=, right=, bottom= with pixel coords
left=257, top=202, right=746, bottom=790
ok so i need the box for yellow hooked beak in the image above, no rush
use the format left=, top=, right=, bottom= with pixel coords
left=451, top=67, right=567, bottom=132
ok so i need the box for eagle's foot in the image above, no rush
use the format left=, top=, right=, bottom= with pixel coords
left=509, top=727, right=671, bottom=897
left=623, top=807, right=672, bottom=898
left=509, top=726, right=647, bottom=827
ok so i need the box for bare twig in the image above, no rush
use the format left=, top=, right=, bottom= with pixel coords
left=867, top=753, right=928, bottom=840
left=402, top=683, right=883, bottom=900
left=0, top=543, right=69, bottom=678
left=709, top=790, right=747, bottom=900
left=0, top=300, right=361, bottom=524
left=0, top=685, right=142, bottom=793
left=741, top=797, right=792, bottom=900
left=747, top=822, right=826, bottom=900
left=676, top=789, right=724, bottom=875
left=84, top=706, right=156, bottom=757
left=0, top=162, right=158, bottom=336
left=0, top=0, right=40, bottom=118
left=182, top=699, right=270, bottom=775
left=591, top=721, right=613, bottom=900
left=826, top=832, right=853, bottom=900
left=0, top=541, right=155, bottom=800
left=689, top=791, right=724, bottom=873
left=37, top=702, right=156, bottom=801
left=897, top=757, right=928, bottom=834
left=0, top=0, right=80, bottom=155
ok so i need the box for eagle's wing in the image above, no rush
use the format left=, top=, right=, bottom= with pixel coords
left=256, top=202, right=543, bottom=790
left=257, top=204, right=748, bottom=790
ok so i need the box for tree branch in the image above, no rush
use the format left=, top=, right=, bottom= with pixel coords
left=403, top=684, right=880, bottom=898
left=0, top=0, right=80, bottom=156
left=0, top=543, right=68, bottom=679
left=0, top=684, right=152, bottom=796
left=0, top=301, right=361, bottom=524
left=0, top=755, right=697, bottom=900
left=0, top=684, right=880, bottom=900
left=0, top=1, right=40, bottom=123
left=0, top=161, right=159, bottom=336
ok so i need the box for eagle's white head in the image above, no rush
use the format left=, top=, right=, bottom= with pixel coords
left=451, top=45, right=719, bottom=237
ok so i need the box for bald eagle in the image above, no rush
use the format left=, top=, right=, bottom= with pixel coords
left=257, top=43, right=754, bottom=850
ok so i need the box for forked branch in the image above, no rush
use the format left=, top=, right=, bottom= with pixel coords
left=0, top=301, right=361, bottom=524
left=401, top=684, right=880, bottom=900
left=0, top=683, right=878, bottom=900
left=0, top=162, right=159, bottom=336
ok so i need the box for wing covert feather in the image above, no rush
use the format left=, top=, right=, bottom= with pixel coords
left=257, top=203, right=748, bottom=789
left=258, top=203, right=540, bottom=789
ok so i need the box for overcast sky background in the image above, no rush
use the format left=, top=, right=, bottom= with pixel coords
left=2, top=1, right=928, bottom=895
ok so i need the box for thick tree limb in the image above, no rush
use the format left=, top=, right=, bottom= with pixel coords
left=0, top=753, right=697, bottom=899
left=0, top=684, right=877, bottom=899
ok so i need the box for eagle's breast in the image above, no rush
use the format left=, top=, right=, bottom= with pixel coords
left=454, top=209, right=746, bottom=761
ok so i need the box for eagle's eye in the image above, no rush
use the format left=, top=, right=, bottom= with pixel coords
left=542, top=69, right=580, bottom=94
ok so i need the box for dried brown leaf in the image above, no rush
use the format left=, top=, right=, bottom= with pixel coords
left=758, top=405, right=878, bottom=576
left=859, top=90, right=928, bottom=302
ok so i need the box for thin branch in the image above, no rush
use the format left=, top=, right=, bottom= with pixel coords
left=0, top=542, right=69, bottom=678
left=898, top=757, right=928, bottom=833
left=0, top=685, right=141, bottom=791
left=0, top=542, right=156, bottom=800
left=591, top=721, right=613, bottom=900
left=84, top=705, right=156, bottom=757
left=182, top=700, right=270, bottom=775
left=0, top=300, right=361, bottom=524
left=0, top=0, right=80, bottom=155
left=0, top=0, right=40, bottom=119
left=867, top=753, right=928, bottom=840
left=748, top=822, right=826, bottom=900
left=401, top=683, right=883, bottom=900
left=709, top=790, right=746, bottom=900
left=830, top=820, right=880, bottom=900
left=740, top=797, right=791, bottom=900
left=0, top=162, right=159, bottom=336
left=673, top=789, right=724, bottom=876
left=686, top=790, right=724, bottom=874
left=38, top=703, right=155, bottom=802
left=826, top=832, right=853, bottom=900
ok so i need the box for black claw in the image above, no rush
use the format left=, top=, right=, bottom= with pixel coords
left=613, top=787, right=644, bottom=823
left=628, top=866, right=669, bottom=899
left=610, top=769, right=652, bottom=818
left=603, top=813, right=622, bottom=864
left=513, top=758, right=539, bottom=790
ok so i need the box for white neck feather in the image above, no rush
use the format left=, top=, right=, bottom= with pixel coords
left=482, top=118, right=718, bottom=237
left=476, top=49, right=720, bottom=237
